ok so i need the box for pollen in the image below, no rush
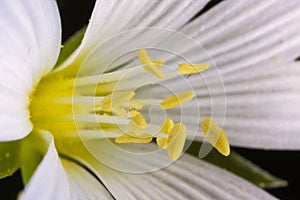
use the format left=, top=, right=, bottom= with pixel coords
left=115, top=134, right=152, bottom=144
left=160, top=91, right=195, bottom=110
left=201, top=118, right=230, bottom=156
left=137, top=49, right=165, bottom=79
left=178, top=63, right=210, bottom=74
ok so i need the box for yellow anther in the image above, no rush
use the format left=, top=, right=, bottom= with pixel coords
left=160, top=91, right=195, bottom=110
left=129, top=110, right=138, bottom=118
left=178, top=63, right=210, bottom=74
left=152, top=60, right=164, bottom=69
left=130, top=111, right=147, bottom=127
left=137, top=49, right=165, bottom=79
left=60, top=45, right=64, bottom=48
left=157, top=118, right=174, bottom=149
left=201, top=118, right=230, bottom=156
left=115, top=134, right=152, bottom=144
left=167, top=123, right=187, bottom=161
left=99, top=91, right=135, bottom=112
left=129, top=110, right=147, bottom=136
left=128, top=101, right=144, bottom=110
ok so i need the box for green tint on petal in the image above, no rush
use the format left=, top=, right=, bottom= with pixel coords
left=187, top=142, right=288, bottom=189
left=0, top=140, right=21, bottom=178
left=55, top=26, right=86, bottom=67
left=20, top=131, right=51, bottom=185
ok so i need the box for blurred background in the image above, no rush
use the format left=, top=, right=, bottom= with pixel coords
left=1, top=0, right=299, bottom=199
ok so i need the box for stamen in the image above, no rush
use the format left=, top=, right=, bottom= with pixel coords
left=137, top=49, right=165, bottom=79
left=152, top=60, right=164, bottom=68
left=160, top=91, right=195, bottom=110
left=54, top=96, right=104, bottom=104
left=98, top=91, right=135, bottom=112
left=127, top=101, right=144, bottom=110
left=74, top=66, right=142, bottom=86
left=157, top=118, right=174, bottom=149
left=63, top=114, right=130, bottom=124
left=178, top=63, right=210, bottom=74
left=201, top=118, right=230, bottom=156
left=167, top=123, right=187, bottom=161
left=75, top=129, right=122, bottom=139
left=30, top=45, right=225, bottom=162
left=115, top=134, right=152, bottom=144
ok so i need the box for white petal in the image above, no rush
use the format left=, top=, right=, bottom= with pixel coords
left=56, top=0, right=209, bottom=70
left=80, top=139, right=174, bottom=173
left=210, top=61, right=300, bottom=149
left=182, top=0, right=300, bottom=150
left=135, top=0, right=300, bottom=149
left=97, top=154, right=275, bottom=200
left=62, top=141, right=275, bottom=200
left=20, top=131, right=70, bottom=200
left=62, top=159, right=114, bottom=200
left=156, top=60, right=300, bottom=149
left=82, top=0, right=208, bottom=51
left=0, top=0, right=61, bottom=141
left=181, top=0, right=300, bottom=72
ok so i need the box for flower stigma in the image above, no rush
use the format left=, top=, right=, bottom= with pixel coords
left=29, top=48, right=230, bottom=161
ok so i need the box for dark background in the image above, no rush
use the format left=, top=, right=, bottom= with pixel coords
left=1, top=0, right=300, bottom=199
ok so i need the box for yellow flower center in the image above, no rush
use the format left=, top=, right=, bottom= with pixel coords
left=29, top=48, right=229, bottom=160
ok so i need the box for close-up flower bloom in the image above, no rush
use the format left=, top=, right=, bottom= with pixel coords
left=1, top=0, right=300, bottom=199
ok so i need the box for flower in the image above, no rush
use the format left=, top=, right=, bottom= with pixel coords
left=1, top=0, right=300, bottom=199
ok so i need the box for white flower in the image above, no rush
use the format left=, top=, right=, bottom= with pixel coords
left=1, top=0, right=300, bottom=199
